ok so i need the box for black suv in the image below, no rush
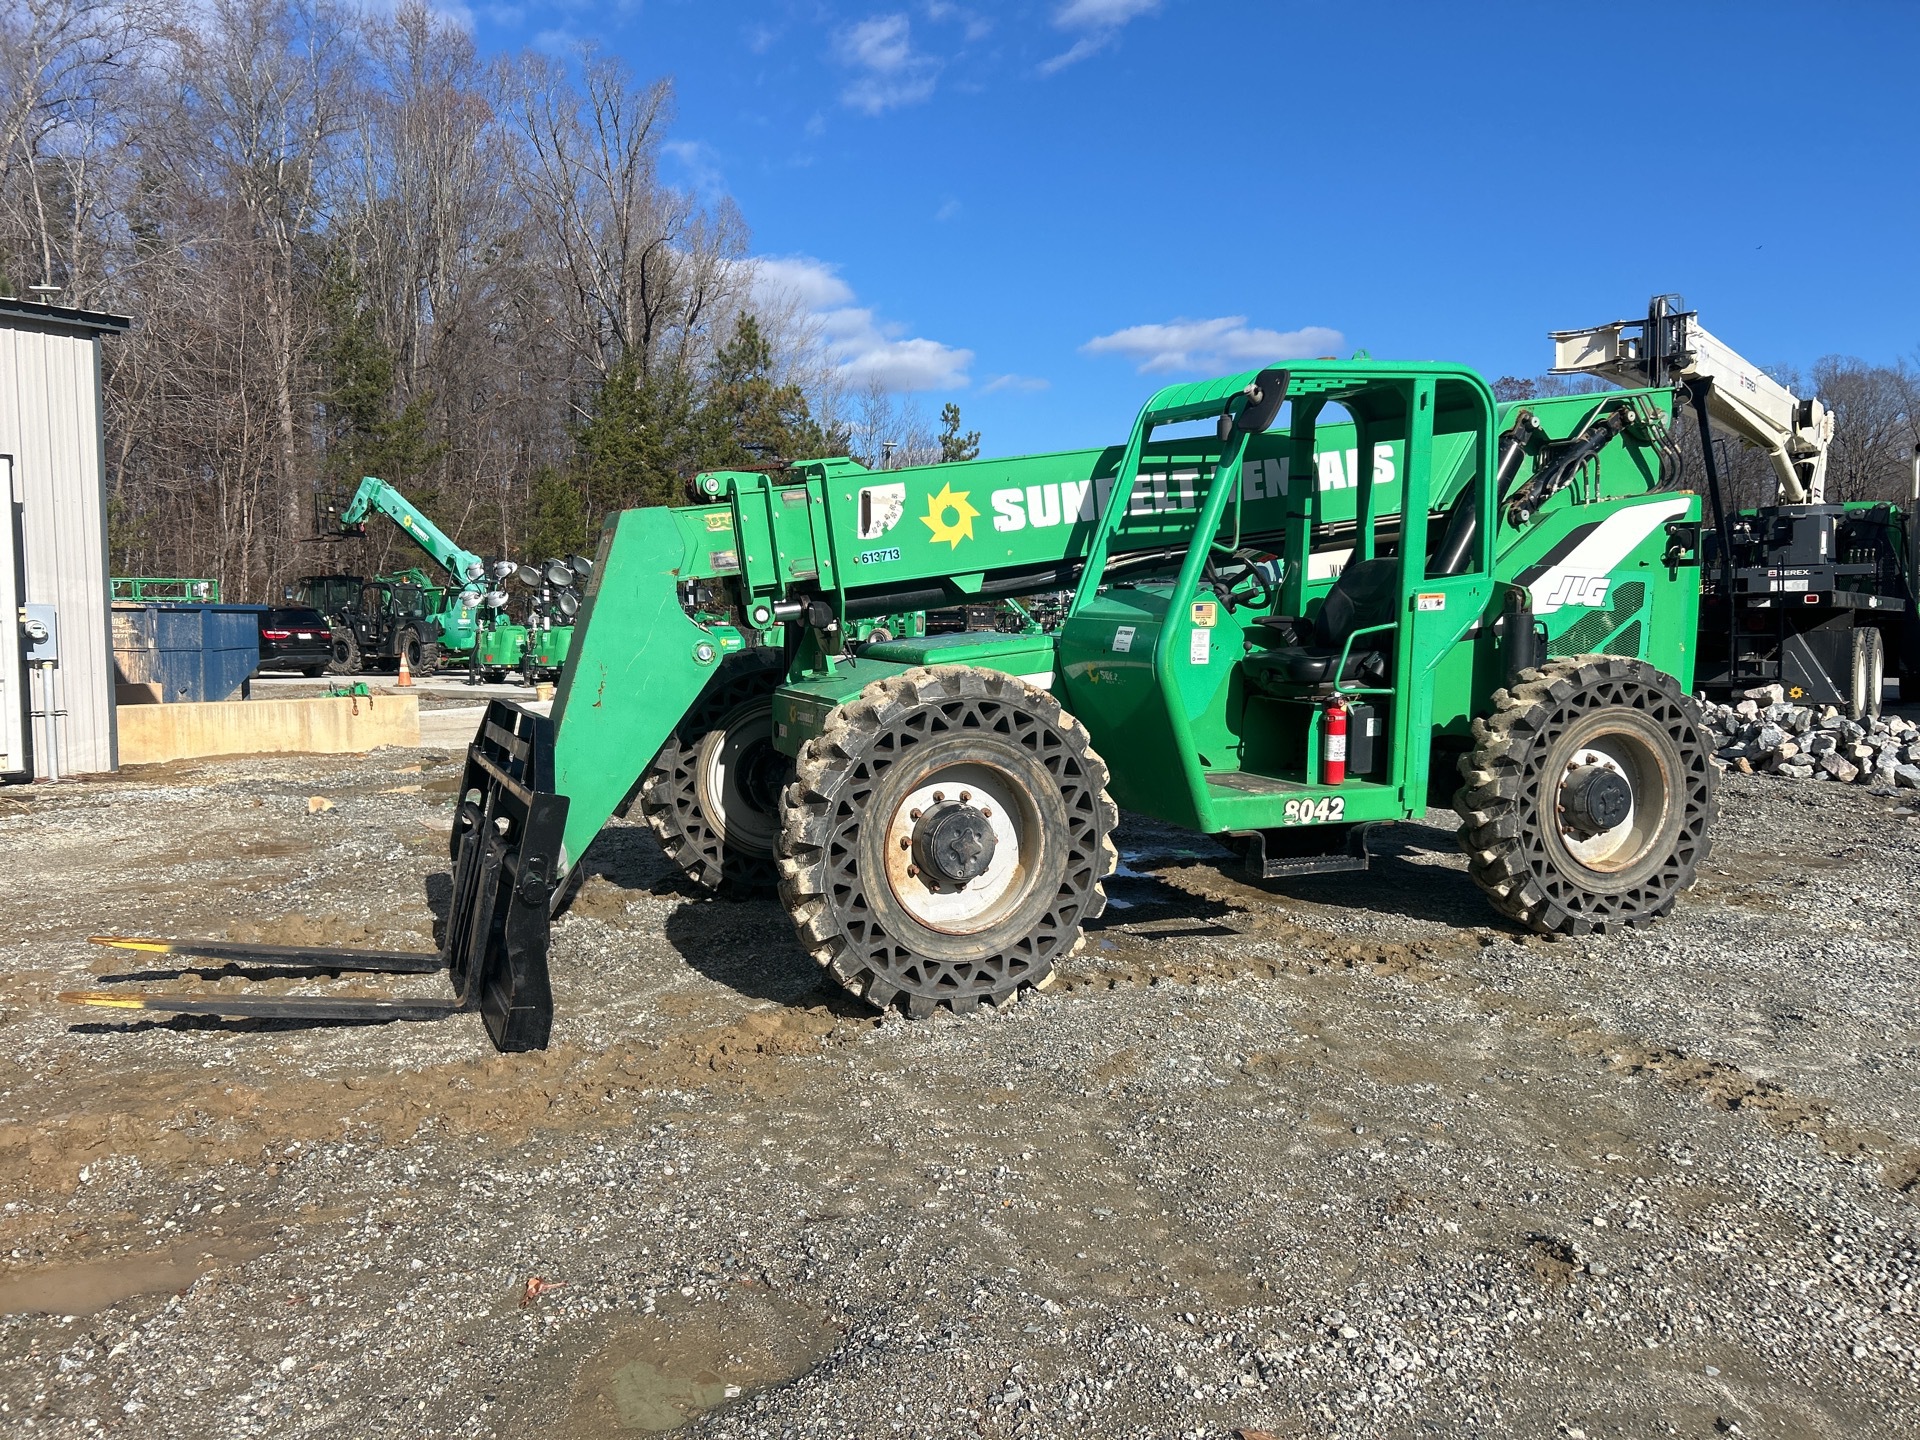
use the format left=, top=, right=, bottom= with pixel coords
left=258, top=607, right=335, bottom=676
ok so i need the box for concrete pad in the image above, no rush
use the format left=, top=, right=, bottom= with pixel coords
left=415, top=699, right=552, bottom=752
left=118, top=694, right=420, bottom=764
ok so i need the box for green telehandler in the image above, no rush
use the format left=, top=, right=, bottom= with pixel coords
left=74, top=357, right=1717, bottom=1051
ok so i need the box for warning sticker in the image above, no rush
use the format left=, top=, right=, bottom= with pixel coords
left=704, top=512, right=733, bottom=532
left=1415, top=592, right=1446, bottom=612
left=1112, top=625, right=1136, bottom=653
left=1189, top=627, right=1211, bottom=665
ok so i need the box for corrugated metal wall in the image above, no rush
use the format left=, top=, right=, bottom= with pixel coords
left=0, top=312, right=120, bottom=776
left=0, top=455, right=22, bottom=774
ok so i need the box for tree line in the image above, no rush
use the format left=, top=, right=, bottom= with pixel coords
left=1, top=0, right=976, bottom=599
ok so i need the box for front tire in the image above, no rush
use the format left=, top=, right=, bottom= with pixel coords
left=776, top=665, right=1117, bottom=1016
left=1455, top=655, right=1715, bottom=937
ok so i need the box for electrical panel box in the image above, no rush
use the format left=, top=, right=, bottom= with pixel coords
left=23, top=603, right=58, bottom=663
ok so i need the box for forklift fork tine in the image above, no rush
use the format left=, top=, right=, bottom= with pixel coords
left=59, top=992, right=467, bottom=1024
left=88, top=936, right=445, bottom=974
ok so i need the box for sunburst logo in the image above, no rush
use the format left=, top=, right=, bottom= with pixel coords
left=920, top=483, right=978, bottom=549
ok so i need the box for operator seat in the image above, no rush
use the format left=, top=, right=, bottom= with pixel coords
left=1242, top=557, right=1398, bottom=688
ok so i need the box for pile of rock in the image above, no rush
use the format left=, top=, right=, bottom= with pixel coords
left=1696, top=685, right=1920, bottom=790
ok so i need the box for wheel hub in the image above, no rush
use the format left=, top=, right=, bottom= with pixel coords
left=1553, top=743, right=1646, bottom=870
left=1559, top=763, right=1631, bottom=838
left=911, top=801, right=998, bottom=887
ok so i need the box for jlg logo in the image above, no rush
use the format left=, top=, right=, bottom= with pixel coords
left=1544, top=574, right=1611, bottom=608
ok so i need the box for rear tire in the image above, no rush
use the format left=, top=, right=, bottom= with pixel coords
left=1455, top=654, right=1715, bottom=937
left=1850, top=626, right=1884, bottom=720
left=639, top=648, right=790, bottom=893
left=776, top=665, right=1117, bottom=1016
left=329, top=630, right=362, bottom=675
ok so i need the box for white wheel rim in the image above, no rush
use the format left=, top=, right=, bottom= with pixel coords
left=694, top=704, right=778, bottom=856
left=883, top=763, right=1033, bottom=934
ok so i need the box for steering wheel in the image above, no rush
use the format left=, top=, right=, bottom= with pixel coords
left=1203, top=546, right=1280, bottom=612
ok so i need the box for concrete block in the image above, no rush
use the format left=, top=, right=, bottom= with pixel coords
left=118, top=695, right=420, bottom=765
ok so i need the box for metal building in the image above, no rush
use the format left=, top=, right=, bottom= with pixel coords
left=1, top=299, right=131, bottom=780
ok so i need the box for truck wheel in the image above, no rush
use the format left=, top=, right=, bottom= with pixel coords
left=640, top=648, right=790, bottom=893
left=329, top=630, right=361, bottom=675
left=1850, top=626, right=1884, bottom=719
left=1455, top=654, right=1715, bottom=938
left=777, top=665, right=1117, bottom=1016
left=397, top=630, right=429, bottom=675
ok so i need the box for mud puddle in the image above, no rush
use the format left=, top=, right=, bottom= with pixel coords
left=565, top=1290, right=838, bottom=1435
left=0, top=1236, right=268, bottom=1317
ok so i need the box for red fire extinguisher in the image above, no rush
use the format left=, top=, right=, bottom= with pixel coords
left=1321, top=700, right=1348, bottom=786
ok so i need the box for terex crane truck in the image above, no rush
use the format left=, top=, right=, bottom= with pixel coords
left=1553, top=296, right=1917, bottom=714
left=78, top=356, right=1718, bottom=1051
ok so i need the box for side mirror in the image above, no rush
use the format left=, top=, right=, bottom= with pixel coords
left=1217, top=368, right=1291, bottom=443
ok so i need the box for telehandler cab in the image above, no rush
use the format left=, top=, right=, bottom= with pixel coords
left=75, top=359, right=1717, bottom=1051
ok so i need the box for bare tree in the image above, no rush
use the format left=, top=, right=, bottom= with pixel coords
left=498, top=50, right=745, bottom=392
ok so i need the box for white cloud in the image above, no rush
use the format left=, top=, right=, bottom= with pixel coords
left=1041, top=0, right=1160, bottom=73
left=925, top=2, right=993, bottom=41
left=841, top=12, right=914, bottom=69
left=748, top=255, right=972, bottom=392
left=531, top=26, right=582, bottom=56
left=663, top=140, right=725, bottom=202
left=1055, top=0, right=1159, bottom=24
left=1082, top=316, right=1344, bottom=374
left=750, top=255, right=856, bottom=313
left=981, top=373, right=1050, bottom=395
left=836, top=13, right=940, bottom=113
left=934, top=197, right=962, bottom=222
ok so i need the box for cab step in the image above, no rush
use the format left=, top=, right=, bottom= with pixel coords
left=1231, top=822, right=1375, bottom=881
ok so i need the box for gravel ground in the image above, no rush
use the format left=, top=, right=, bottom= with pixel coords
left=1, top=737, right=1917, bottom=1438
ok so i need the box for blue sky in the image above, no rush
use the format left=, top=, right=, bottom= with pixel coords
left=471, top=0, right=1920, bottom=457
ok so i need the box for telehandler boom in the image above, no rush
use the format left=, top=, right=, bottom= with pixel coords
left=74, top=358, right=1717, bottom=1050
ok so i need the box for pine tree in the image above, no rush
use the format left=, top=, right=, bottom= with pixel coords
left=573, top=355, right=693, bottom=516
left=697, top=314, right=837, bottom=470
left=938, top=402, right=980, bottom=463
left=525, top=468, right=590, bottom=559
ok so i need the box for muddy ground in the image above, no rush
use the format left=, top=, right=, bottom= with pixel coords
left=1, top=742, right=1917, bottom=1438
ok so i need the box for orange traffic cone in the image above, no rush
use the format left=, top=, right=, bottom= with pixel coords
left=397, top=648, right=413, bottom=688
